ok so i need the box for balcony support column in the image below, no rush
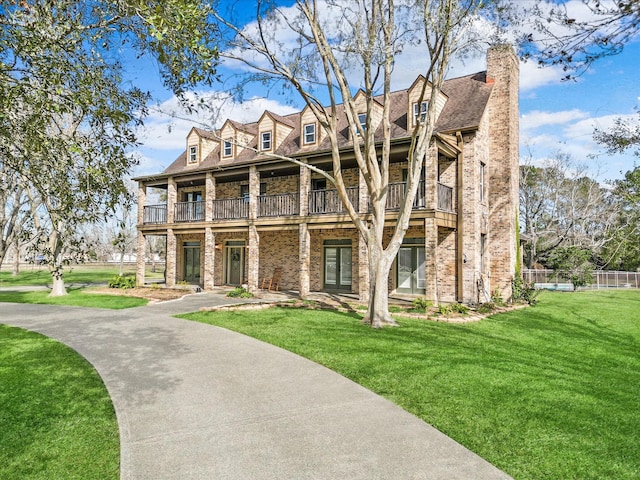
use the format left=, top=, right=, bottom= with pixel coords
left=166, top=228, right=177, bottom=288
left=167, top=177, right=176, bottom=224
left=137, top=182, right=146, bottom=225
left=247, top=166, right=260, bottom=291
left=425, top=144, right=438, bottom=211
left=204, top=227, right=215, bottom=290
left=299, top=161, right=310, bottom=217
left=424, top=217, right=438, bottom=305
left=299, top=223, right=310, bottom=298
left=136, top=231, right=146, bottom=287
left=205, top=172, right=215, bottom=222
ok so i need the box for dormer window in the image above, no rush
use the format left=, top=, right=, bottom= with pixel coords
left=413, top=101, right=428, bottom=124
left=188, top=145, right=198, bottom=164
left=357, top=113, right=367, bottom=134
left=303, top=123, right=316, bottom=145
left=261, top=131, right=272, bottom=151
left=223, top=139, right=233, bottom=158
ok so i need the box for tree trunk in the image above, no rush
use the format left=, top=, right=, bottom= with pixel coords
left=362, top=241, right=398, bottom=328
left=49, top=266, right=68, bottom=297
left=12, top=243, right=19, bottom=276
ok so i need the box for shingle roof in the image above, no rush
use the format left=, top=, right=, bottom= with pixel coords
left=159, top=71, right=493, bottom=176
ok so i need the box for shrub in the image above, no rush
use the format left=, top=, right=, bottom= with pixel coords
left=107, top=274, right=136, bottom=289
left=411, top=297, right=433, bottom=312
left=477, top=302, right=496, bottom=314
left=226, top=287, right=253, bottom=298
left=512, top=276, right=540, bottom=306
left=490, top=288, right=506, bottom=306
left=450, top=302, right=469, bottom=314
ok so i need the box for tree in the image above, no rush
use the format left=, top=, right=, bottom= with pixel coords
left=213, top=0, right=513, bottom=327
left=547, top=245, right=594, bottom=290
left=519, top=153, right=616, bottom=267
left=600, top=166, right=640, bottom=271
left=0, top=0, right=218, bottom=295
left=521, top=0, right=640, bottom=79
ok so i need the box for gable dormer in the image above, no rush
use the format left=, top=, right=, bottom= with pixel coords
left=186, top=127, right=219, bottom=166
left=407, top=75, right=448, bottom=128
left=299, top=105, right=327, bottom=148
left=257, top=111, right=294, bottom=154
left=218, top=120, right=254, bottom=161
left=352, top=90, right=384, bottom=137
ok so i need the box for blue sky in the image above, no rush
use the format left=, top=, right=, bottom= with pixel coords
left=131, top=1, right=640, bottom=183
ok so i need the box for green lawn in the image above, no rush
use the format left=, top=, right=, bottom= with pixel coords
left=181, top=290, right=640, bottom=480
left=0, top=265, right=133, bottom=287
left=0, top=325, right=119, bottom=480
left=0, top=288, right=147, bottom=309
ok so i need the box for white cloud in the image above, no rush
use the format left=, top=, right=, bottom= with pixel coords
left=521, top=109, right=589, bottom=131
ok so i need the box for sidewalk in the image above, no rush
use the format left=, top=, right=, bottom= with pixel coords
left=1, top=296, right=512, bottom=479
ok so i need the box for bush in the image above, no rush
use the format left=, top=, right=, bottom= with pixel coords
left=477, top=302, right=496, bottom=314
left=411, top=297, right=433, bottom=312
left=226, top=287, right=253, bottom=298
left=490, top=288, right=506, bottom=306
left=512, top=276, right=540, bottom=306
left=107, top=274, right=136, bottom=289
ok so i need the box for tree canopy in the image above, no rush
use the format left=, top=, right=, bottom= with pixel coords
left=0, top=0, right=218, bottom=294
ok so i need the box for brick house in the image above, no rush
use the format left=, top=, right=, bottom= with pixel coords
left=134, top=46, right=519, bottom=304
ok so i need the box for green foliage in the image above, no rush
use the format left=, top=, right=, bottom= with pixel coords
left=490, top=288, right=506, bottom=306
left=477, top=302, right=497, bottom=314
left=410, top=297, right=433, bottom=312
left=436, top=302, right=469, bottom=316
left=226, top=287, right=253, bottom=298
left=108, top=274, right=136, bottom=289
left=0, top=325, right=119, bottom=479
left=548, top=246, right=594, bottom=290
left=512, top=276, right=540, bottom=306
left=183, top=290, right=640, bottom=480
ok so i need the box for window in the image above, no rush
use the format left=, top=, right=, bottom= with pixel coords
left=357, top=113, right=367, bottom=133
left=188, top=145, right=198, bottom=164
left=413, top=101, right=428, bottom=124
left=223, top=139, right=233, bottom=158
left=480, top=162, right=486, bottom=203
left=261, top=131, right=272, bottom=151
left=303, top=123, right=316, bottom=144
left=240, top=182, right=267, bottom=202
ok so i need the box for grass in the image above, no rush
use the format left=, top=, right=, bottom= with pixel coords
left=0, top=265, right=134, bottom=287
left=181, top=290, right=640, bottom=480
left=0, top=325, right=119, bottom=479
left=0, top=288, right=147, bottom=309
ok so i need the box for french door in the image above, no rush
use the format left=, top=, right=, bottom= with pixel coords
left=183, top=242, right=201, bottom=284
left=397, top=244, right=426, bottom=294
left=324, top=241, right=352, bottom=291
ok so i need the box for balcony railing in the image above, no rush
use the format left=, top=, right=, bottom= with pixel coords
left=259, top=192, right=300, bottom=217
left=142, top=181, right=454, bottom=225
left=309, top=187, right=359, bottom=214
left=381, top=181, right=426, bottom=210
left=143, top=204, right=167, bottom=224
left=212, top=197, right=249, bottom=220
left=175, top=201, right=205, bottom=222
left=437, top=182, right=454, bottom=212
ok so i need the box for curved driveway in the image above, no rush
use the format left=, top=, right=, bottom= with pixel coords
left=1, top=294, right=511, bottom=479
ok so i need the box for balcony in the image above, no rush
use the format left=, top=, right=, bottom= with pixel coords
left=142, top=181, right=454, bottom=226
left=259, top=192, right=300, bottom=217
left=212, top=197, right=249, bottom=219
left=143, top=204, right=167, bottom=224
left=175, top=201, right=204, bottom=222
left=309, top=187, right=359, bottom=214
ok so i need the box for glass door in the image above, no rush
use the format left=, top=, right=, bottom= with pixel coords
left=183, top=242, right=201, bottom=284
left=397, top=244, right=425, bottom=294
left=324, top=241, right=352, bottom=291
left=225, top=241, right=245, bottom=285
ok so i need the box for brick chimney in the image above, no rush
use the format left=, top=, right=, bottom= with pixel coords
left=486, top=45, right=520, bottom=299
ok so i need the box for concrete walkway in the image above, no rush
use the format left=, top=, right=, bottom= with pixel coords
left=1, top=293, right=512, bottom=479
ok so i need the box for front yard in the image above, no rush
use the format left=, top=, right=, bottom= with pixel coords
left=182, top=290, right=640, bottom=480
